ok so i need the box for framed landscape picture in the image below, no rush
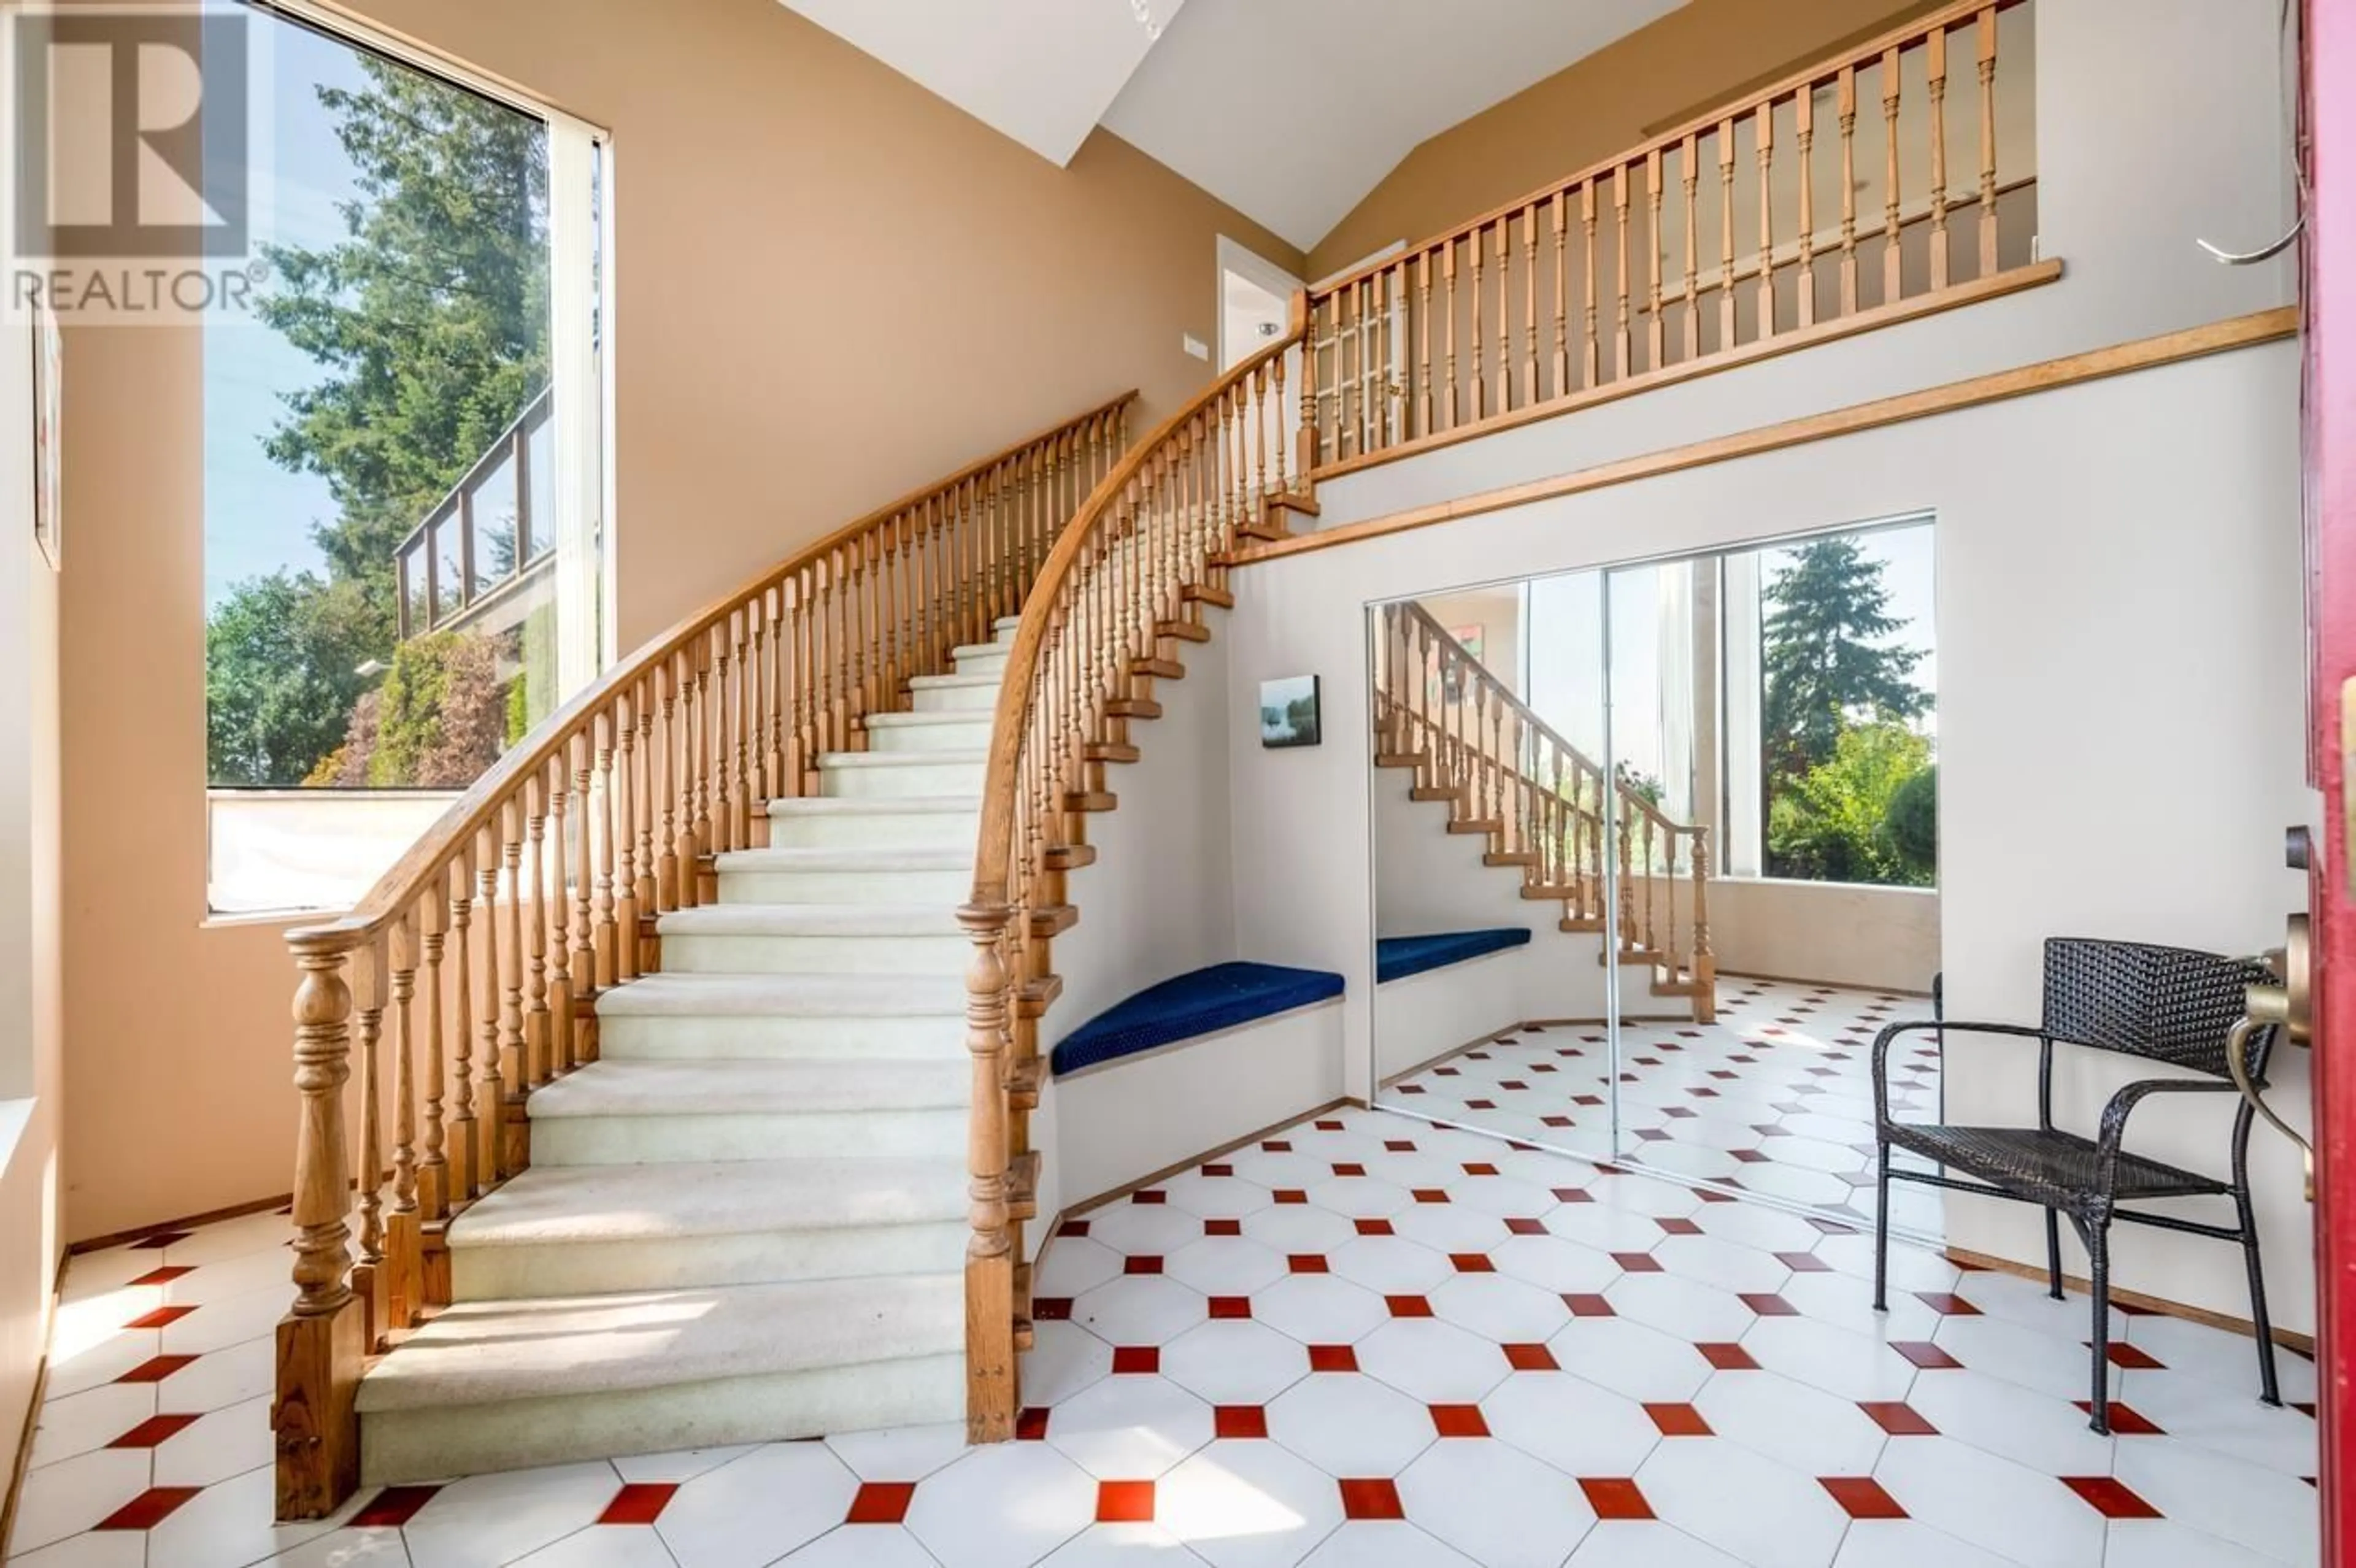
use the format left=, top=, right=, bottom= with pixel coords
left=1260, top=674, right=1322, bottom=748
left=32, top=301, right=60, bottom=571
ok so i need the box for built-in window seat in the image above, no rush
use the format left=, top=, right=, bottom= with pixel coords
left=1375, top=927, right=1532, bottom=983
left=1047, top=962, right=1346, bottom=1209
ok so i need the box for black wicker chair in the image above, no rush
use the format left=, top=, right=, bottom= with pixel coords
left=1870, top=937, right=2282, bottom=1435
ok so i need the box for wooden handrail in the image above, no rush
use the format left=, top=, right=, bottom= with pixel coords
left=1303, top=0, right=2033, bottom=474
left=272, top=389, right=1136, bottom=1521
left=963, top=321, right=1306, bottom=1439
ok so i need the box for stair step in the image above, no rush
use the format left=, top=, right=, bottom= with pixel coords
left=994, top=615, right=1023, bottom=639
left=1560, top=917, right=1607, bottom=933
left=951, top=642, right=1010, bottom=667
left=906, top=672, right=1002, bottom=713
left=1157, top=620, right=1212, bottom=644
left=528, top=1056, right=967, bottom=1164
left=1184, top=583, right=1236, bottom=610
left=713, top=845, right=969, bottom=904
left=818, top=750, right=986, bottom=801
left=1007, top=1057, right=1044, bottom=1112
left=1483, top=851, right=1536, bottom=867
left=1409, top=787, right=1460, bottom=802
left=356, top=1275, right=963, bottom=1483
left=1131, top=657, right=1185, bottom=680
left=596, top=972, right=964, bottom=1059
left=448, top=1157, right=967, bottom=1297
left=1106, top=697, right=1164, bottom=720
left=864, top=709, right=996, bottom=754
left=767, top=795, right=979, bottom=850
left=1520, top=884, right=1582, bottom=900
left=1017, top=975, right=1064, bottom=1019
left=1447, top=818, right=1502, bottom=835
left=1085, top=742, right=1141, bottom=764
left=1028, top=904, right=1078, bottom=939
left=1043, top=843, right=1098, bottom=871
left=656, top=902, right=967, bottom=976
left=1376, top=753, right=1428, bottom=769
left=1066, top=791, right=1118, bottom=813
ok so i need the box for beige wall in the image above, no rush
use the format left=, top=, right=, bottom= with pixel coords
left=56, top=0, right=1304, bottom=1242
left=1, top=310, right=64, bottom=1506
left=1309, top=0, right=1941, bottom=280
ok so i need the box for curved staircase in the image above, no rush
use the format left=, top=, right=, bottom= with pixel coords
left=353, top=619, right=1020, bottom=1481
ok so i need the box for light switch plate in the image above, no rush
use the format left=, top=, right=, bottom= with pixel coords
left=1182, top=334, right=1209, bottom=361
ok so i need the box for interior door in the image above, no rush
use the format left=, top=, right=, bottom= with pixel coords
left=2306, top=0, right=2350, bottom=1551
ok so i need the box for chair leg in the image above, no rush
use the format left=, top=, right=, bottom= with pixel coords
left=2235, top=1184, right=2283, bottom=1408
left=2080, top=1213, right=2112, bottom=1436
left=1872, top=1141, right=1892, bottom=1313
left=2043, top=1206, right=2064, bottom=1301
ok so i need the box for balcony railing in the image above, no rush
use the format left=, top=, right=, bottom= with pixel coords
left=1299, top=0, right=2042, bottom=477
left=395, top=387, right=556, bottom=642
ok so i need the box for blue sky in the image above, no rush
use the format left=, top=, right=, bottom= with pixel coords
left=202, top=13, right=368, bottom=612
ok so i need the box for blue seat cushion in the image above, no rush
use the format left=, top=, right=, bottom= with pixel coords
left=1376, top=928, right=1533, bottom=985
left=1052, top=961, right=1345, bottom=1077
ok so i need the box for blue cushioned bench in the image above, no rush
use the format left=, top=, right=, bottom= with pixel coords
left=1376, top=928, right=1533, bottom=985
left=1051, top=961, right=1345, bottom=1077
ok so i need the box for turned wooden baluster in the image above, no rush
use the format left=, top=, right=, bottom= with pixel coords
left=1756, top=101, right=1776, bottom=337
left=637, top=677, right=662, bottom=949
left=1301, top=294, right=1324, bottom=469
left=1614, top=166, right=1632, bottom=380
left=762, top=591, right=787, bottom=805
left=1442, top=243, right=1460, bottom=431
left=545, top=756, right=576, bottom=1080
left=475, top=824, right=504, bottom=1186
left=1552, top=193, right=1570, bottom=397
left=1617, top=797, right=1636, bottom=953
left=1691, top=828, right=1718, bottom=1021
left=1522, top=207, right=1539, bottom=407
left=653, top=664, right=680, bottom=911
left=1839, top=65, right=1860, bottom=313
left=1494, top=218, right=1512, bottom=415
left=1882, top=46, right=1903, bottom=304
left=593, top=717, right=618, bottom=989
left=1796, top=85, right=1818, bottom=329
left=386, top=911, right=421, bottom=1331
left=1680, top=135, right=1701, bottom=359
left=1646, top=150, right=1666, bottom=371
left=614, top=701, right=641, bottom=981
left=1717, top=120, right=1737, bottom=348
left=523, top=775, right=550, bottom=1086
left=572, top=731, right=601, bottom=1065
left=1581, top=182, right=1600, bottom=387
left=351, top=937, right=387, bottom=1348
left=1469, top=224, right=1485, bottom=421
left=1641, top=813, right=1658, bottom=956
left=446, top=847, right=478, bottom=1202
left=498, top=799, right=525, bottom=1100
left=710, top=627, right=736, bottom=856
left=417, top=890, right=448, bottom=1221
left=1927, top=23, right=1950, bottom=290
left=1977, top=8, right=2000, bottom=276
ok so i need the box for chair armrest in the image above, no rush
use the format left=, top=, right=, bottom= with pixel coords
left=2095, top=1078, right=2239, bottom=1197
left=1871, top=1020, right=2046, bottom=1128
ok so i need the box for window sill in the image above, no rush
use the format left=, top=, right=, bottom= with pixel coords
left=1712, top=875, right=1939, bottom=896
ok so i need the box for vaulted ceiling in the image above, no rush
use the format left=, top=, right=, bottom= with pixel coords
left=777, top=0, right=1687, bottom=253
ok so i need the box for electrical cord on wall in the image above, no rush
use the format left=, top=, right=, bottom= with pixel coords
left=2197, top=0, right=2307, bottom=266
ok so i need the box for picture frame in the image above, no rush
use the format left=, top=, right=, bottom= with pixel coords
left=1260, top=674, right=1322, bottom=749
left=31, top=300, right=61, bottom=572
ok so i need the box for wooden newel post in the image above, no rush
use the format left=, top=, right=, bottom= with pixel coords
left=1690, top=828, right=1718, bottom=1023
left=958, top=898, right=1018, bottom=1443
left=275, top=935, right=365, bottom=1521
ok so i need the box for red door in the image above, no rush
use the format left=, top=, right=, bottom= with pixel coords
left=2311, top=1, right=2354, bottom=1556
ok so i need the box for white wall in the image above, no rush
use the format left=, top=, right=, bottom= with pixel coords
left=1034, top=617, right=1240, bottom=1234
left=1308, top=0, right=2297, bottom=536
left=1224, top=339, right=2313, bottom=1330
left=1709, top=880, right=1942, bottom=994
left=0, top=304, right=65, bottom=1502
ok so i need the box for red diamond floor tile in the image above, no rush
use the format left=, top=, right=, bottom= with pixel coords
left=107, top=1413, right=202, bottom=1448
left=2061, top=1476, right=2165, bottom=1519
left=1338, top=1478, right=1406, bottom=1521
left=1215, top=1406, right=1269, bottom=1439
left=1821, top=1478, right=1908, bottom=1519
left=601, top=1482, right=679, bottom=1524
left=1858, top=1402, right=1939, bottom=1435
left=1096, top=1480, right=1156, bottom=1523
left=1579, top=1478, right=1655, bottom=1520
left=94, top=1487, right=203, bottom=1531
left=1428, top=1404, right=1490, bottom=1438
left=348, top=1485, right=442, bottom=1528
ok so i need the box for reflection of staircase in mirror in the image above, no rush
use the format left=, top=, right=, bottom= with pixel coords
left=1373, top=601, right=1716, bottom=1023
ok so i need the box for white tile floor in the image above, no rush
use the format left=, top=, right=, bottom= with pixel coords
left=6, top=1105, right=2319, bottom=1567
left=1384, top=978, right=1948, bottom=1237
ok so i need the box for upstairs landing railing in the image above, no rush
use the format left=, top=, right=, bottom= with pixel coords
left=1302, top=0, right=2038, bottom=476
left=272, top=392, right=1133, bottom=1520
left=1374, top=602, right=1715, bottom=1020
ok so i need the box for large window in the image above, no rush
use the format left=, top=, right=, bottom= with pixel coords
left=202, top=6, right=607, bottom=914
left=1722, top=518, right=1938, bottom=887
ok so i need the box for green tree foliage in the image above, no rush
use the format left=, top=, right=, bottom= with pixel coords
left=206, top=571, right=381, bottom=786
left=311, top=632, right=509, bottom=788
left=207, top=54, right=550, bottom=788
left=1767, top=722, right=1934, bottom=886
left=1761, top=537, right=1928, bottom=785
left=255, top=56, right=550, bottom=626
left=1884, top=764, right=1938, bottom=881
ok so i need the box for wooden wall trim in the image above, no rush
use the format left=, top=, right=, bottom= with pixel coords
left=1233, top=306, right=2300, bottom=566
left=1947, top=1245, right=2317, bottom=1356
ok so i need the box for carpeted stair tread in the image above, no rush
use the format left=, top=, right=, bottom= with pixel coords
left=355, top=1274, right=962, bottom=1413
left=767, top=794, right=980, bottom=818
left=864, top=710, right=995, bottom=731
left=712, top=845, right=970, bottom=874
left=656, top=902, right=963, bottom=937
left=526, top=1057, right=968, bottom=1119
left=448, top=1158, right=967, bottom=1248
left=593, top=972, right=964, bottom=1018
left=818, top=748, right=988, bottom=769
